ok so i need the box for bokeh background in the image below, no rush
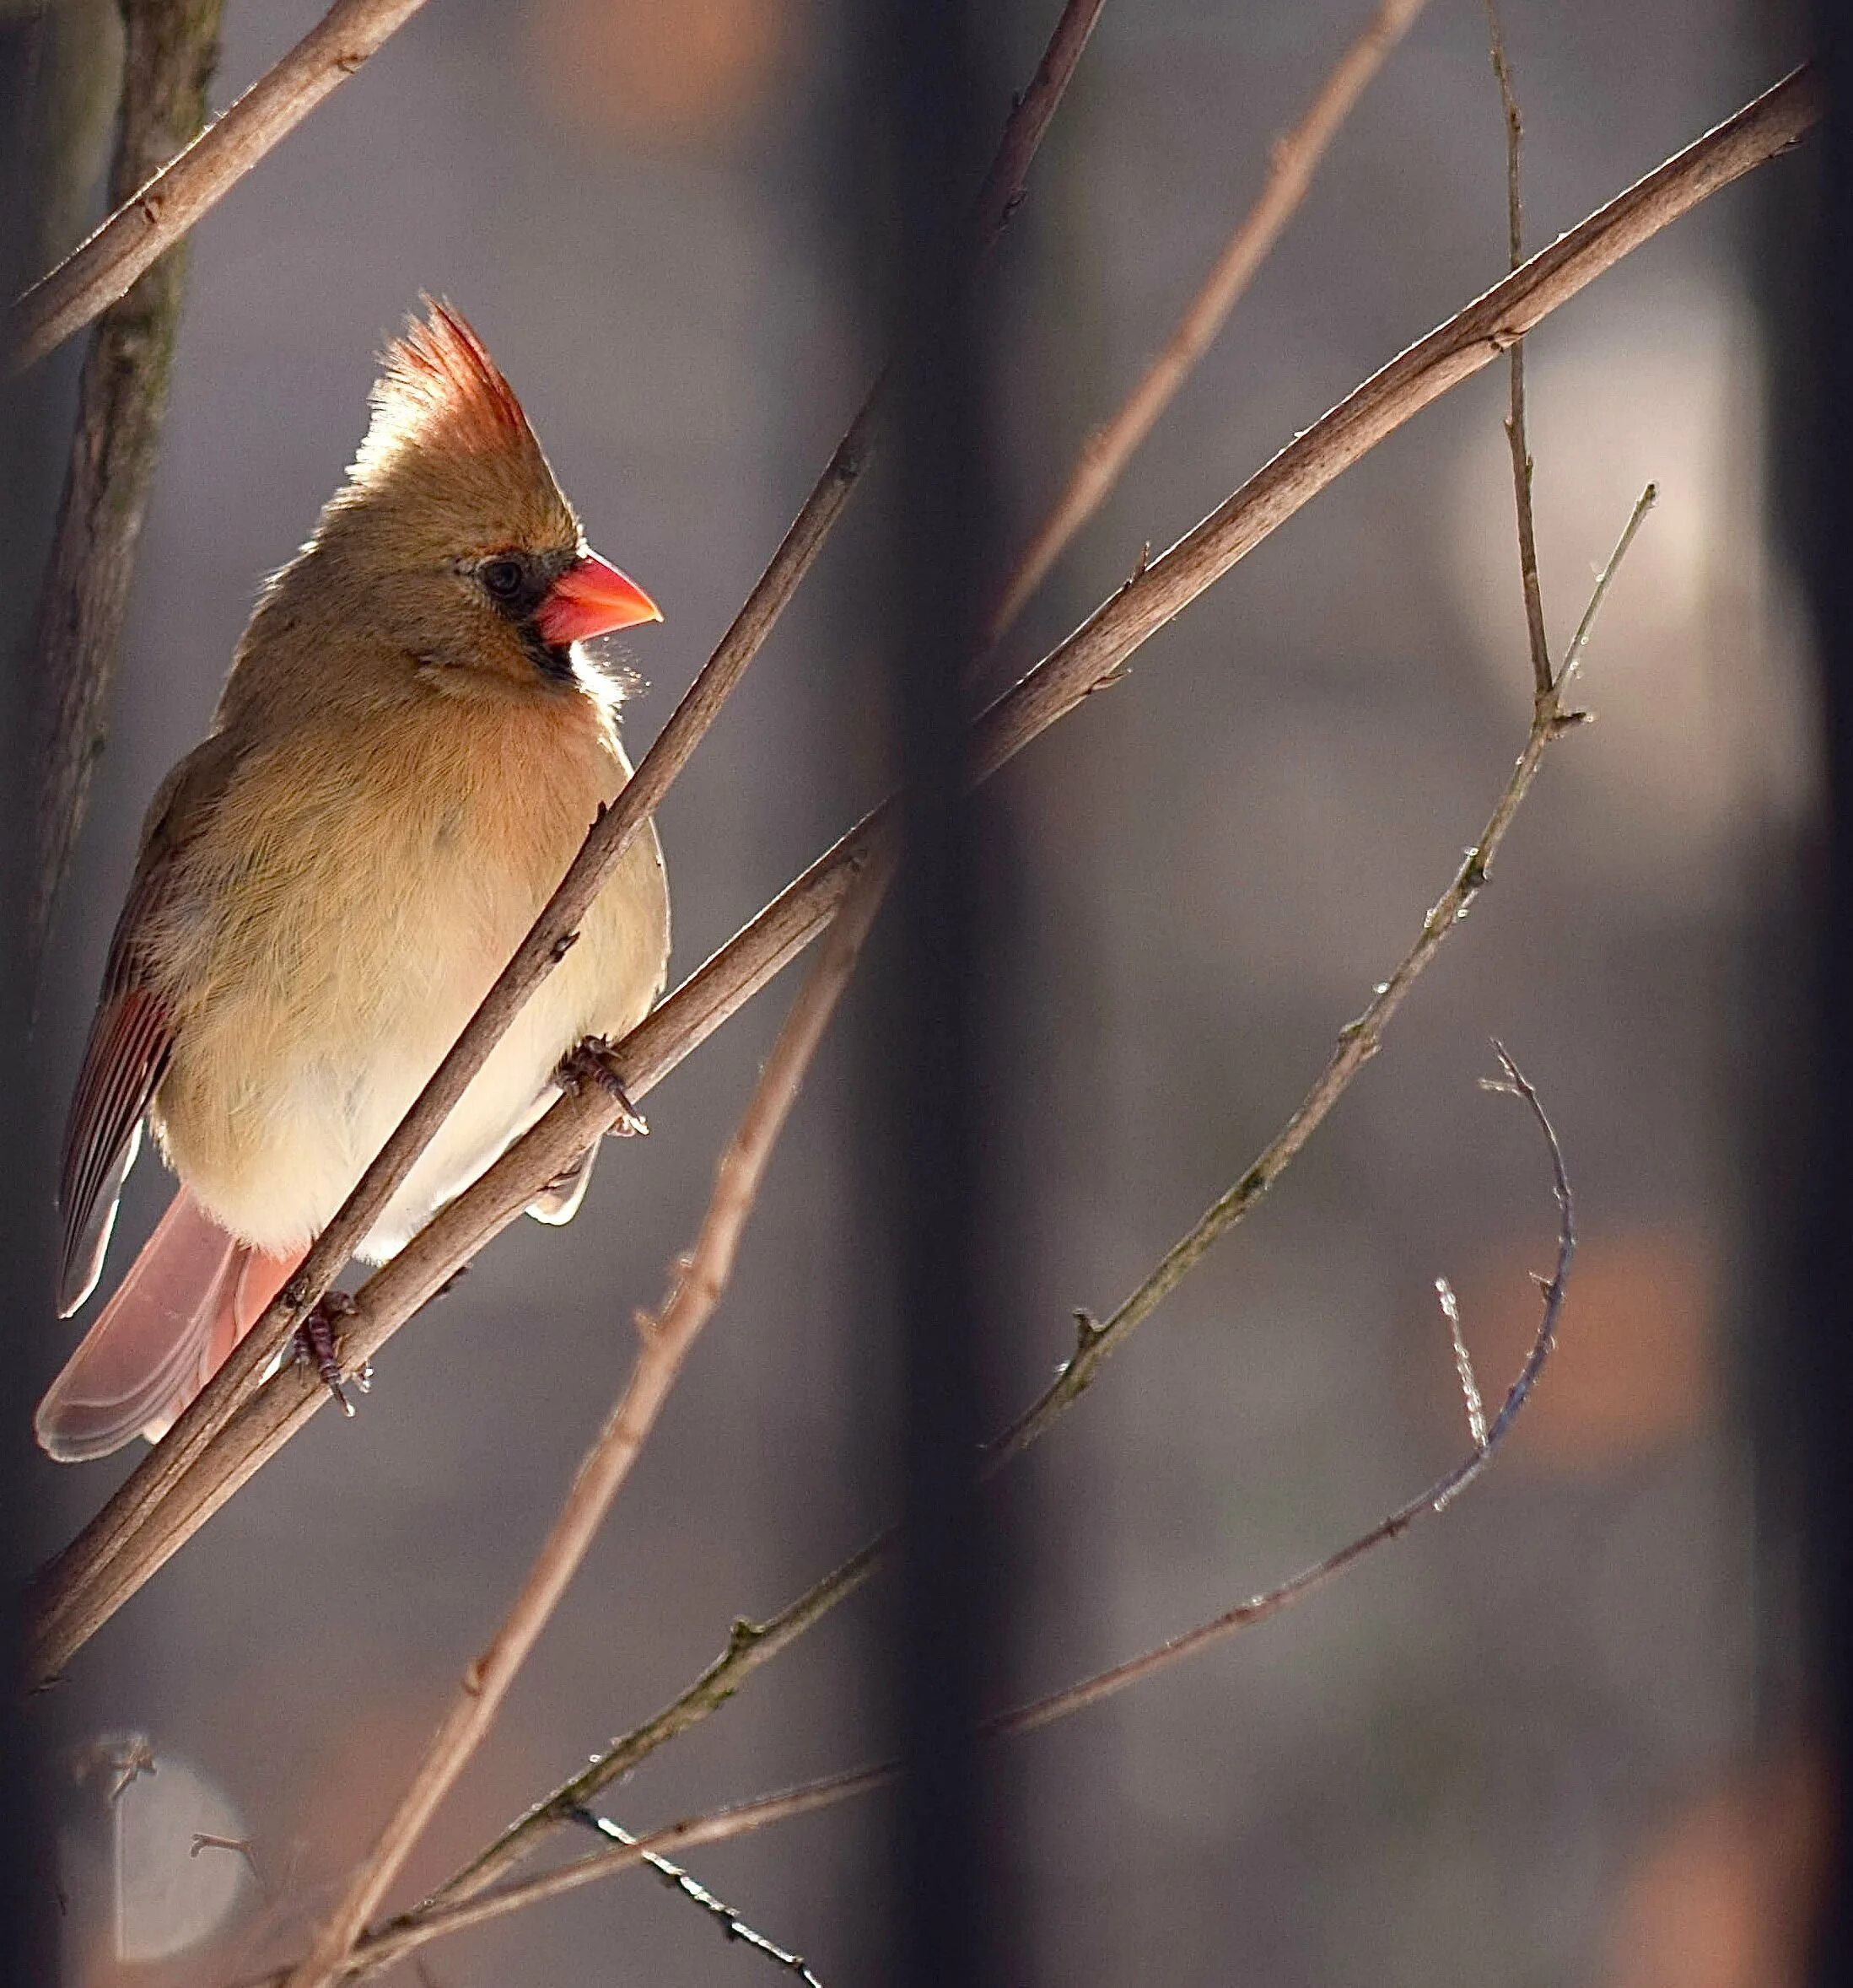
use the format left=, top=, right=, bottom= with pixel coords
left=16, top=0, right=1827, bottom=1981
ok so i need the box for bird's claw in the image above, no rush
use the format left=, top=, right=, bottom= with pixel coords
left=557, top=1039, right=648, bottom=1136
left=294, top=1294, right=362, bottom=1417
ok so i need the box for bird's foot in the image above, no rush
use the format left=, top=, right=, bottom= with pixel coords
left=557, top=1038, right=649, bottom=1136
left=294, top=1294, right=368, bottom=1418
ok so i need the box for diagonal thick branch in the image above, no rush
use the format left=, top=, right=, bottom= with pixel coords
left=30, top=0, right=224, bottom=968
left=28, top=62, right=1815, bottom=1689
left=25, top=0, right=1104, bottom=1675
left=8, top=0, right=429, bottom=373
left=415, top=480, right=1654, bottom=1912
left=322, top=1051, right=1573, bottom=1984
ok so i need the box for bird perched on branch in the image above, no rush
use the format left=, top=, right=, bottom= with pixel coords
left=36, top=300, right=670, bottom=1462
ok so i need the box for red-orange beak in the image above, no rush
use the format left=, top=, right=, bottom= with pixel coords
left=536, top=552, right=662, bottom=644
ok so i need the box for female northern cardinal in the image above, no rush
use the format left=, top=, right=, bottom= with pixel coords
left=36, top=301, right=671, bottom=1462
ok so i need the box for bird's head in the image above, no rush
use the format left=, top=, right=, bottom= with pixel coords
left=280, top=299, right=660, bottom=695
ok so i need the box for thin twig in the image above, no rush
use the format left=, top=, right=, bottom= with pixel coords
left=985, top=0, right=1430, bottom=644
left=278, top=869, right=886, bottom=1988
left=234, top=1771, right=881, bottom=1987
left=30, top=0, right=224, bottom=969
left=328, top=1053, right=1573, bottom=1982
left=975, top=502, right=1652, bottom=1463
left=411, top=485, right=1653, bottom=1910
left=30, top=66, right=1809, bottom=1686
left=1484, top=0, right=1552, bottom=696
left=997, top=1048, right=1572, bottom=1702
left=25, top=0, right=1104, bottom=1671
left=7, top=0, right=429, bottom=374
left=568, top=1807, right=823, bottom=1986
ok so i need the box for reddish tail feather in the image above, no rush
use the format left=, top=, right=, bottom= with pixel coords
left=35, top=1189, right=304, bottom=1463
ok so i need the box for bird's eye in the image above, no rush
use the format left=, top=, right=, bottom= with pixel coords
left=479, top=557, right=525, bottom=602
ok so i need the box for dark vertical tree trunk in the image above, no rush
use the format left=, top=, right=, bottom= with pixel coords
left=1766, top=11, right=1853, bottom=1980
left=848, top=4, right=1023, bottom=1983
left=30, top=0, right=224, bottom=966
left=0, top=17, right=70, bottom=1985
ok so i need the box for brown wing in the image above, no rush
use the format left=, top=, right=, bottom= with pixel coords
left=55, top=734, right=239, bottom=1318
left=57, top=882, right=175, bottom=1317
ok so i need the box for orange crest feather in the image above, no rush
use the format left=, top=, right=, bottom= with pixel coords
left=351, top=299, right=536, bottom=481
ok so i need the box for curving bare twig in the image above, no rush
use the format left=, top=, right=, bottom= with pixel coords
left=29, top=63, right=1812, bottom=1688
left=8, top=0, right=429, bottom=374
left=320, top=1051, right=1572, bottom=1983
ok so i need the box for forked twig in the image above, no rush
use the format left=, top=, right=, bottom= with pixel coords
left=407, top=482, right=1654, bottom=1913
left=326, top=1053, right=1572, bottom=1982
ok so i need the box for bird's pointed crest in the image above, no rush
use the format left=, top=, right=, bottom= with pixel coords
left=348, top=299, right=547, bottom=487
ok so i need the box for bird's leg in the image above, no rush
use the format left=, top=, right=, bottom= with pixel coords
left=557, top=1037, right=649, bottom=1135
left=294, top=1293, right=364, bottom=1417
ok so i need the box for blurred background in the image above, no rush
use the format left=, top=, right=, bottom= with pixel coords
left=8, top=0, right=1829, bottom=1980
